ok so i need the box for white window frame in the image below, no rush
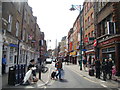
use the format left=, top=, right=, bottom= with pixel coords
left=8, top=14, right=12, bottom=32
left=16, top=21, right=19, bottom=37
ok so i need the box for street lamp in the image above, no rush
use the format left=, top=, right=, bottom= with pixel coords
left=70, top=4, right=83, bottom=70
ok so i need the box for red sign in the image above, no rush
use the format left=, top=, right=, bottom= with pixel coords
left=84, top=37, right=88, bottom=43
left=69, top=42, right=73, bottom=51
left=93, top=40, right=97, bottom=47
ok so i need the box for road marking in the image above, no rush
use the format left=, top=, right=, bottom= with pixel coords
left=101, top=84, right=107, bottom=88
left=68, top=67, right=97, bottom=83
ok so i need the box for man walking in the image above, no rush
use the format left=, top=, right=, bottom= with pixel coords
left=55, top=59, right=63, bottom=80
left=2, top=55, right=7, bottom=74
left=95, top=59, right=101, bottom=79
left=108, top=58, right=113, bottom=79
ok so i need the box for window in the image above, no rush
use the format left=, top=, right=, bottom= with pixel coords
left=26, top=33, right=28, bottom=42
left=91, top=13, right=94, bottom=19
left=91, top=31, right=94, bottom=37
left=16, top=21, right=19, bottom=37
left=88, top=17, right=90, bottom=23
left=22, top=29, right=26, bottom=41
left=18, top=2, right=21, bottom=12
left=27, top=15, right=30, bottom=24
left=24, top=10, right=27, bottom=21
left=9, top=47, right=14, bottom=63
left=8, top=14, right=12, bottom=32
left=88, top=33, right=90, bottom=37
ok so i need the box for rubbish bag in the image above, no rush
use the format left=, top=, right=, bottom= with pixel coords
left=23, top=69, right=32, bottom=84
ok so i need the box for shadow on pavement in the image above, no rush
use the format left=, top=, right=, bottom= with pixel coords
left=59, top=79, right=68, bottom=83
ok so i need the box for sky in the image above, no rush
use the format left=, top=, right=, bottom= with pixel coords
left=28, top=0, right=84, bottom=49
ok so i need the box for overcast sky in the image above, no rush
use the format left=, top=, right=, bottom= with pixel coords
left=28, top=0, right=84, bottom=49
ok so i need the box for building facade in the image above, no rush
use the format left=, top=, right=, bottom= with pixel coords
left=95, top=2, right=120, bottom=74
left=2, top=2, right=46, bottom=73
left=83, top=2, right=95, bottom=63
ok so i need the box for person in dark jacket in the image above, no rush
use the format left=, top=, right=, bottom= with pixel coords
left=55, top=59, right=63, bottom=80
left=102, top=59, right=108, bottom=81
left=95, top=59, right=101, bottom=79
left=108, top=58, right=114, bottom=79
left=28, top=59, right=36, bottom=78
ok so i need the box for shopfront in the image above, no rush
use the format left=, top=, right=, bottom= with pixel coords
left=98, top=36, right=120, bottom=74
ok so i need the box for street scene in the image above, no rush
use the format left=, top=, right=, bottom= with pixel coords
left=0, top=0, right=120, bottom=90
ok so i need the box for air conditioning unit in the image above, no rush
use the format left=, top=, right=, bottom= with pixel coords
left=107, top=21, right=116, bottom=34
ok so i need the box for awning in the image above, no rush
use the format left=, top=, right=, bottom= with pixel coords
left=70, top=51, right=77, bottom=56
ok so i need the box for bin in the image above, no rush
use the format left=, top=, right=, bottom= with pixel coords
left=8, top=66, right=15, bottom=85
left=8, top=65, right=19, bottom=85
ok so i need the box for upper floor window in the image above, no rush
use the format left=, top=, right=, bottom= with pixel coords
left=24, top=10, right=27, bottom=21
left=16, top=21, right=19, bottom=37
left=8, top=14, right=13, bottom=32
left=22, top=29, right=26, bottom=41
left=18, top=2, right=21, bottom=12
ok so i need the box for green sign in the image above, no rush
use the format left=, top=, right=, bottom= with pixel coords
left=89, top=37, right=95, bottom=41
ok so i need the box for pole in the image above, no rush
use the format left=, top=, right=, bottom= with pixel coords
left=39, top=40, right=42, bottom=80
left=79, top=5, right=82, bottom=70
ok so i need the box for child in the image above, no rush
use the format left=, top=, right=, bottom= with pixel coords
left=112, top=66, right=117, bottom=81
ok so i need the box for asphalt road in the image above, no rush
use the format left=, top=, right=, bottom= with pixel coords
left=46, top=67, right=104, bottom=88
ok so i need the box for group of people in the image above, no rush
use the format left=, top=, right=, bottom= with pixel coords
left=82, top=57, right=116, bottom=81
left=95, top=58, right=116, bottom=81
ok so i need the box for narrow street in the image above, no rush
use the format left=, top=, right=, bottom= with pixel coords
left=2, top=62, right=120, bottom=89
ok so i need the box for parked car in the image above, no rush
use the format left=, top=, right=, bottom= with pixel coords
left=46, top=58, right=52, bottom=64
left=52, top=58, right=56, bottom=62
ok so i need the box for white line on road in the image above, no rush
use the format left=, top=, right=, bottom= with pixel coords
left=100, top=84, right=107, bottom=88
left=68, top=66, right=97, bottom=83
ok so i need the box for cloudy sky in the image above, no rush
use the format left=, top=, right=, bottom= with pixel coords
left=28, top=0, right=84, bottom=49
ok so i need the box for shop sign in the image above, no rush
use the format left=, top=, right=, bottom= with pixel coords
left=9, top=43, right=18, bottom=48
left=82, top=49, right=87, bottom=51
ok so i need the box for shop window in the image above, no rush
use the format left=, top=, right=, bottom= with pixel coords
left=9, top=47, right=14, bottom=63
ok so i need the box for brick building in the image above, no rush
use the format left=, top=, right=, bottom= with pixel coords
left=95, top=2, right=120, bottom=75
left=83, top=2, right=95, bottom=63
left=2, top=2, right=46, bottom=73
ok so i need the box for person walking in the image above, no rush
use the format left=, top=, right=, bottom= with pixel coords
left=2, top=55, right=7, bottom=74
left=102, top=59, right=108, bottom=81
left=95, top=59, right=101, bottom=79
left=108, top=58, right=114, bottom=79
left=55, top=59, right=63, bottom=80
left=83, top=57, right=87, bottom=71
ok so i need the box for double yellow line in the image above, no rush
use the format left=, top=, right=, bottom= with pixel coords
left=66, top=66, right=97, bottom=83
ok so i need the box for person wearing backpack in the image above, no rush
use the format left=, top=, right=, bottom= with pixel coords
left=55, top=59, right=63, bottom=80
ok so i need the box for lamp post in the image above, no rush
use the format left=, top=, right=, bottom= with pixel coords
left=70, top=4, right=83, bottom=70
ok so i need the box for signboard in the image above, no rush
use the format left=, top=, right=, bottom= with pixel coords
left=82, top=49, right=87, bottom=51
left=84, top=37, right=88, bottom=43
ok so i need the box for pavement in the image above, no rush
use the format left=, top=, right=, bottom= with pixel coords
left=65, top=64, right=120, bottom=88
left=2, top=64, right=53, bottom=88
left=1, top=62, right=120, bottom=89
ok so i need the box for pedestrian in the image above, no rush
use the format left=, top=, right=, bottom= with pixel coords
left=2, top=55, right=7, bottom=74
left=83, top=57, right=87, bottom=71
left=108, top=58, right=114, bottom=79
left=95, top=59, right=101, bottom=79
left=55, top=59, right=63, bottom=80
left=112, top=66, right=117, bottom=81
left=88, top=56, right=92, bottom=68
left=102, top=59, right=108, bottom=81
left=28, top=59, right=38, bottom=83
